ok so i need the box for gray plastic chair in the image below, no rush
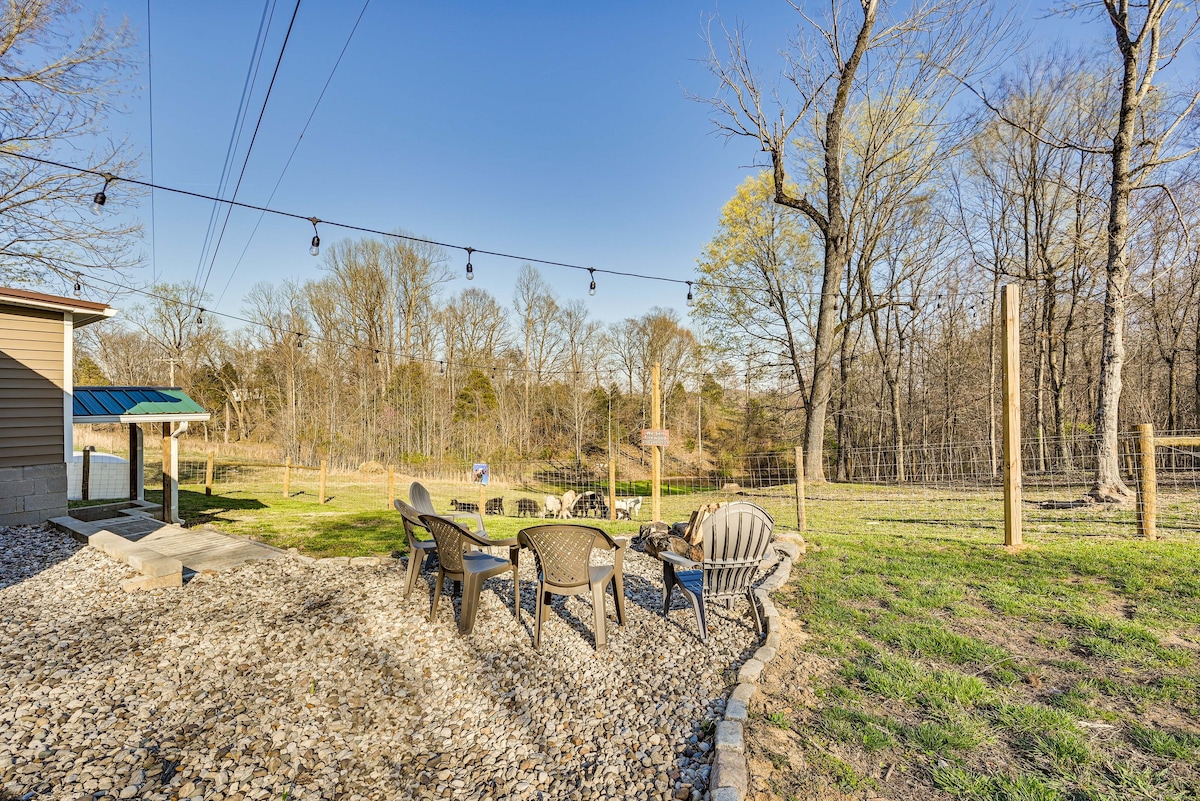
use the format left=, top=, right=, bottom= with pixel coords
left=410, top=480, right=486, bottom=536
left=518, top=524, right=627, bottom=649
left=660, top=502, right=775, bottom=642
left=394, top=498, right=437, bottom=599
left=420, top=514, right=519, bottom=635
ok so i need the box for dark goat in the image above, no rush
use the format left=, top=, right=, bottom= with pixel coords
left=574, top=491, right=608, bottom=519
left=449, top=499, right=479, bottom=513
left=485, top=497, right=504, bottom=516
left=516, top=498, right=539, bottom=517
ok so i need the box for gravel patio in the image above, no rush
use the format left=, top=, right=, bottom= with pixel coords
left=0, top=524, right=767, bottom=800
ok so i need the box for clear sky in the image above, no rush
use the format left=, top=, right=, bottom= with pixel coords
left=83, top=0, right=1121, bottom=326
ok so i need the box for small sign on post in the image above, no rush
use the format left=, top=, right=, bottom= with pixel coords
left=473, top=463, right=489, bottom=515
left=641, top=429, right=669, bottom=447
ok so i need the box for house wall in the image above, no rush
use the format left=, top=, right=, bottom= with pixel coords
left=0, top=302, right=68, bottom=523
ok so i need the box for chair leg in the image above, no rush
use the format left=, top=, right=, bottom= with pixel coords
left=429, top=567, right=444, bottom=623
left=459, top=573, right=483, bottom=635
left=404, top=549, right=425, bottom=600
left=533, top=587, right=549, bottom=650
left=610, top=573, right=626, bottom=626
left=747, top=588, right=763, bottom=635
left=661, top=562, right=675, bottom=617
left=511, top=566, right=520, bottom=622
left=687, top=592, right=708, bottom=643
left=591, top=582, right=607, bottom=649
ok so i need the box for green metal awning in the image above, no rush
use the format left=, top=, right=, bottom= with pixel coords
left=72, top=386, right=211, bottom=424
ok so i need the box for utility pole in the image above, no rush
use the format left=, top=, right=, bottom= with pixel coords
left=157, top=356, right=183, bottom=386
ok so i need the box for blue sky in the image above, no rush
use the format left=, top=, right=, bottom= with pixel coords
left=84, top=0, right=1120, bottom=325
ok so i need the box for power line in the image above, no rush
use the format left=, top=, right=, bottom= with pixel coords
left=217, top=0, right=373, bottom=307
left=146, top=0, right=157, bottom=282
left=192, top=0, right=279, bottom=289
left=198, top=0, right=304, bottom=296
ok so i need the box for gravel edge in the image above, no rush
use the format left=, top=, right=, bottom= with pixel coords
left=708, top=538, right=803, bottom=801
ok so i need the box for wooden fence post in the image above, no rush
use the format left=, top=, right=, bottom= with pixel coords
left=319, top=459, right=328, bottom=505
left=388, top=465, right=395, bottom=509
left=651, top=362, right=662, bottom=522
left=1136, top=423, right=1157, bottom=540
left=81, top=447, right=91, bottom=502
left=794, top=445, right=807, bottom=533
left=205, top=450, right=215, bottom=496
left=283, top=456, right=292, bottom=498
left=1001, top=283, right=1023, bottom=547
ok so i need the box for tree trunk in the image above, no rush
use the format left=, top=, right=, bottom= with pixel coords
left=1090, top=30, right=1140, bottom=502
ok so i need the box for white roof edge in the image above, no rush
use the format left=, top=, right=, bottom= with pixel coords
left=73, top=413, right=212, bottom=424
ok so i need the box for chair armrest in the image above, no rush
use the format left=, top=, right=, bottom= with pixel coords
left=659, top=551, right=700, bottom=570
left=449, top=510, right=486, bottom=532
left=459, top=526, right=496, bottom=549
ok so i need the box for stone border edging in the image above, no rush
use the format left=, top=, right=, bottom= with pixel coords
left=710, top=537, right=802, bottom=801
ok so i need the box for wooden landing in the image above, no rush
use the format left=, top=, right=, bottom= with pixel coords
left=52, top=509, right=284, bottom=575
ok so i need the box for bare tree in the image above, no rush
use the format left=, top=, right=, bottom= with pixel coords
left=699, top=0, right=1006, bottom=480
left=0, top=0, right=140, bottom=285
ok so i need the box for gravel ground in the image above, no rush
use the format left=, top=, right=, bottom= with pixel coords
left=0, top=524, right=765, bottom=800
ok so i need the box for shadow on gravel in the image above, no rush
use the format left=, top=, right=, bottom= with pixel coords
left=0, top=524, right=81, bottom=593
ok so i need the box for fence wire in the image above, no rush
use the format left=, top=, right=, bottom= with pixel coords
left=69, top=426, right=1200, bottom=540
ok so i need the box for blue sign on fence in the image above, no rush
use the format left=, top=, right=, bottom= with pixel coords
left=472, top=463, right=489, bottom=486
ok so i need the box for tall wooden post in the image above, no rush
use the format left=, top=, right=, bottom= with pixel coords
left=608, top=446, right=617, bottom=522
left=319, top=459, right=328, bottom=505
left=478, top=474, right=486, bottom=518
left=1001, top=283, right=1023, bottom=547
left=81, top=447, right=92, bottom=502
left=161, top=423, right=174, bottom=523
left=794, top=445, right=807, bottom=533
left=128, top=423, right=140, bottom=501
left=283, top=456, right=292, bottom=498
left=205, top=450, right=215, bottom=496
left=651, top=362, right=662, bottom=522
left=1136, top=423, right=1157, bottom=540
left=388, top=465, right=395, bottom=509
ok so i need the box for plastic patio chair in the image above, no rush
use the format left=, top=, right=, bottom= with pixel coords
left=409, top=480, right=487, bottom=536
left=517, top=524, right=627, bottom=649
left=419, top=514, right=519, bottom=635
left=394, top=498, right=437, bottom=600
left=660, top=501, right=775, bottom=642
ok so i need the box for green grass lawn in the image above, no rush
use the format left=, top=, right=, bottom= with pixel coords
left=754, top=485, right=1200, bottom=801
left=144, top=475, right=802, bottom=557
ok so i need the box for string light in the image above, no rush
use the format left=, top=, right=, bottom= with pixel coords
left=91, top=174, right=114, bottom=215
left=73, top=277, right=82, bottom=297
left=197, top=308, right=205, bottom=327
left=465, top=248, right=474, bottom=281
left=9, top=150, right=995, bottom=305
left=295, top=332, right=304, bottom=348
left=439, top=360, right=445, bottom=375
left=686, top=281, right=694, bottom=307
left=308, top=218, right=321, bottom=257
left=373, top=350, right=380, bottom=364
left=588, top=268, right=596, bottom=296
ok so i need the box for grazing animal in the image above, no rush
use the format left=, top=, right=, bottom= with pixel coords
left=542, top=496, right=562, bottom=518
left=449, top=499, right=479, bottom=513
left=614, top=497, right=642, bottom=520
left=574, top=491, right=608, bottom=518
left=560, top=490, right=578, bottom=519
left=485, top=497, right=504, bottom=516
left=516, top=498, right=539, bottom=517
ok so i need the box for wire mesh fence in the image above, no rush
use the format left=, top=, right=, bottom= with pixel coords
left=68, top=426, right=1200, bottom=540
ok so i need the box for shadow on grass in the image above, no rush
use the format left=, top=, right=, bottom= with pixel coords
left=145, top=489, right=266, bottom=527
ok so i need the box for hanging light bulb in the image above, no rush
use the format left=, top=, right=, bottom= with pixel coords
left=439, top=360, right=446, bottom=375
left=686, top=281, right=694, bottom=307
left=465, top=248, right=474, bottom=280
left=197, top=308, right=205, bottom=327
left=296, top=332, right=304, bottom=349
left=373, top=350, right=380, bottom=365
left=90, top=174, right=113, bottom=215
left=73, top=278, right=82, bottom=297
left=308, top=218, right=321, bottom=257
left=588, top=268, right=596, bottom=296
